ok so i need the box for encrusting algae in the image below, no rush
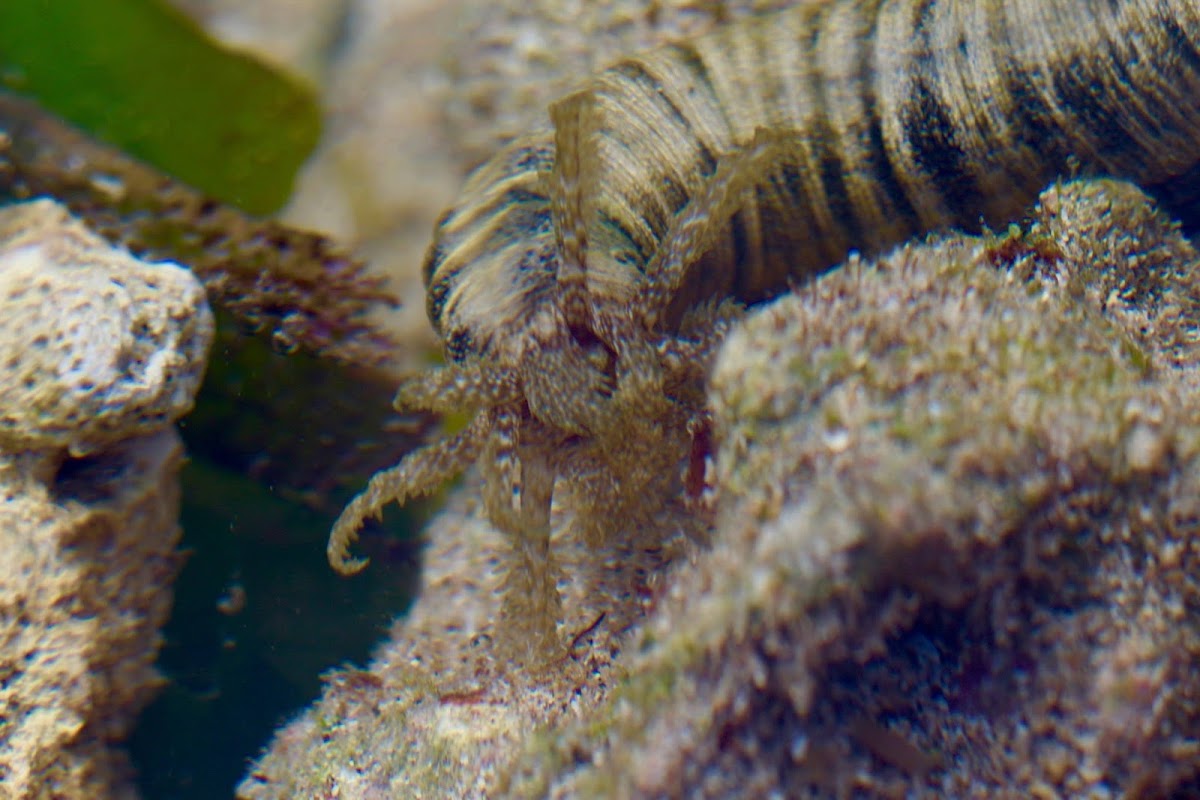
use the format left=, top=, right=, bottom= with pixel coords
left=239, top=179, right=1200, bottom=798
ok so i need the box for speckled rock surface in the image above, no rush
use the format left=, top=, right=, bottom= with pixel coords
left=0, top=200, right=213, bottom=800
left=0, top=200, right=212, bottom=458
left=237, top=180, right=1200, bottom=798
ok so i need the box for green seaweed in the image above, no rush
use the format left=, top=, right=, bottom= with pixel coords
left=0, top=0, right=320, bottom=215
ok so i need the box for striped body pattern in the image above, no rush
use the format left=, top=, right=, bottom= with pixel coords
left=329, top=0, right=1200, bottom=655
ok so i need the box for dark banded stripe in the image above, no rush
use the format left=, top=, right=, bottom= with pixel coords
left=903, top=2, right=988, bottom=224
left=598, top=206, right=655, bottom=268
left=665, top=40, right=724, bottom=177
left=858, top=3, right=922, bottom=235
left=809, top=8, right=865, bottom=250
left=1051, top=53, right=1144, bottom=168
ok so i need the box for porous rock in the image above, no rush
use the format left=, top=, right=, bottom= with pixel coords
left=0, top=199, right=212, bottom=458
left=0, top=199, right=212, bottom=800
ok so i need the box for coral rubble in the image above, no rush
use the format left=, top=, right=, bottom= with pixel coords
left=239, top=179, right=1200, bottom=798
left=0, top=200, right=213, bottom=800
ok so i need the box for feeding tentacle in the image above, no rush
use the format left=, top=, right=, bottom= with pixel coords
left=393, top=360, right=520, bottom=414
left=327, top=412, right=493, bottom=575
left=637, top=127, right=800, bottom=329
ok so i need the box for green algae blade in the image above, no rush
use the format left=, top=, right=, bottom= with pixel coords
left=0, top=0, right=320, bottom=215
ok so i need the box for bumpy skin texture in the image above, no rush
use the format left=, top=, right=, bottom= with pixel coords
left=329, top=0, right=1200, bottom=657
left=0, top=200, right=213, bottom=800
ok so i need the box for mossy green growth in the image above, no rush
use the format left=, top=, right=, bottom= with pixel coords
left=0, top=0, right=320, bottom=214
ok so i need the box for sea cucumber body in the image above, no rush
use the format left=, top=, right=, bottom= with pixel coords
left=427, top=0, right=1200, bottom=360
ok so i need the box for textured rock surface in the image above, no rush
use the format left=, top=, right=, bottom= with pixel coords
left=0, top=200, right=212, bottom=800
left=238, top=180, right=1200, bottom=798
left=0, top=201, right=212, bottom=457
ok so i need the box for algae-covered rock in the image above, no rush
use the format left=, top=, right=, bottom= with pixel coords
left=238, top=179, right=1200, bottom=798
left=0, top=199, right=212, bottom=800
left=0, top=90, right=393, bottom=367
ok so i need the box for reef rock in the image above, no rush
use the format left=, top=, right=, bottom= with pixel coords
left=0, top=199, right=212, bottom=800
left=239, top=179, right=1200, bottom=798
